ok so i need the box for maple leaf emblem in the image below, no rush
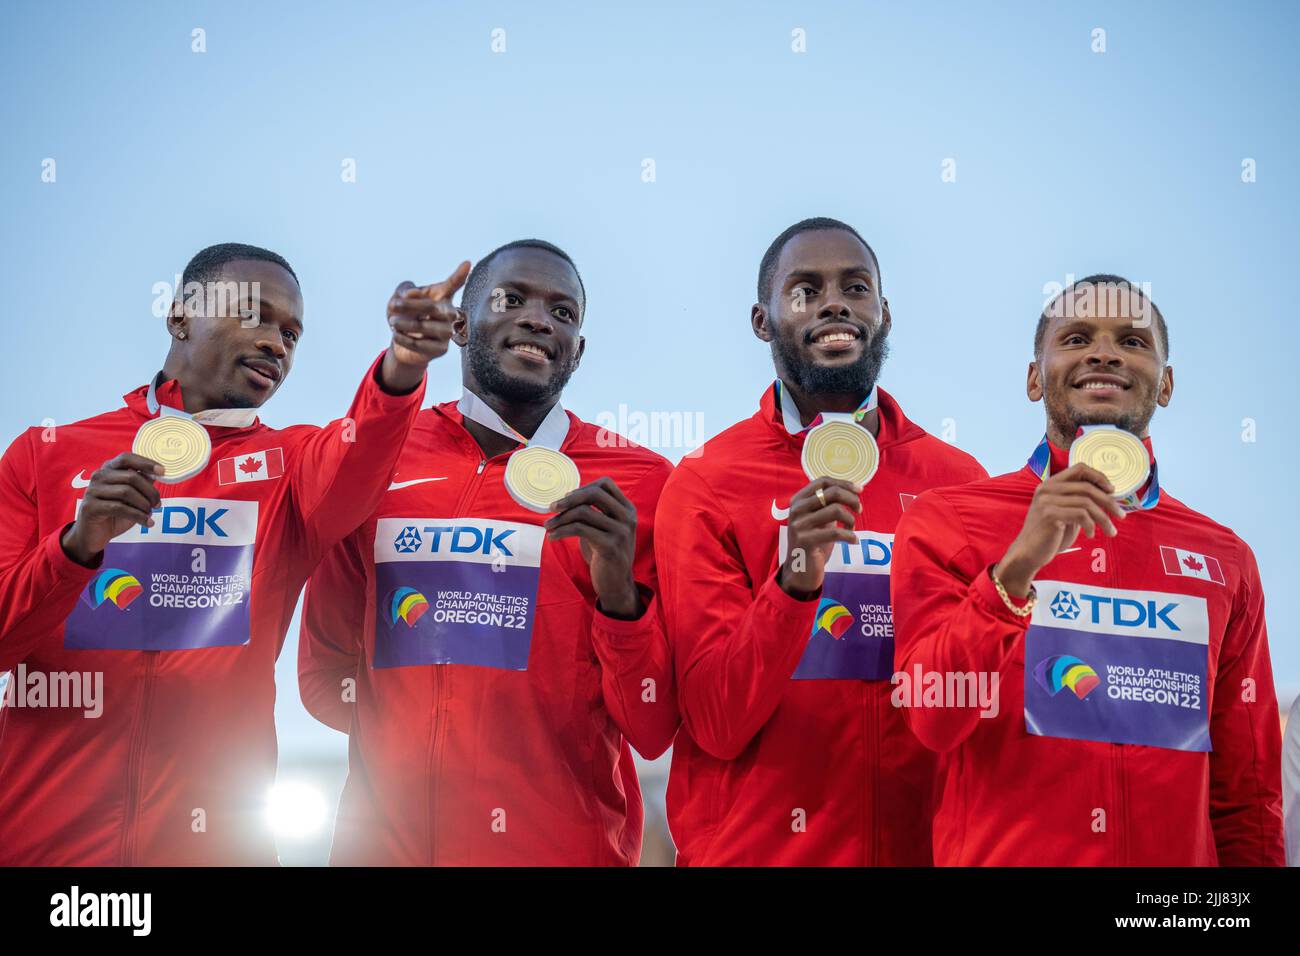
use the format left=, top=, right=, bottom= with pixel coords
left=1183, top=555, right=1204, bottom=573
left=239, top=456, right=263, bottom=475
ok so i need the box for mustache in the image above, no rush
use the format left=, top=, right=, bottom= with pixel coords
left=466, top=330, right=576, bottom=404
left=802, top=321, right=871, bottom=345
left=773, top=323, right=890, bottom=396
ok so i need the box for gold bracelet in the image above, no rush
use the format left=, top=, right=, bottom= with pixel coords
left=991, top=570, right=1036, bottom=617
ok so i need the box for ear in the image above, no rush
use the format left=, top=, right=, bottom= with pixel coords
left=752, top=303, right=773, bottom=342
left=167, top=295, right=188, bottom=339
left=1157, top=364, right=1174, bottom=407
left=881, top=295, right=892, bottom=333
left=1026, top=360, right=1044, bottom=402
left=574, top=335, right=585, bottom=369
left=451, top=307, right=470, bottom=347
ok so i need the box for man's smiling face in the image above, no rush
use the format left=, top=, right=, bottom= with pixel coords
left=756, top=228, right=890, bottom=396
left=1030, top=281, right=1173, bottom=445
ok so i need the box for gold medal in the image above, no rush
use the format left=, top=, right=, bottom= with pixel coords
left=132, top=415, right=211, bottom=484
left=1069, top=426, right=1149, bottom=499
left=801, top=419, right=879, bottom=486
left=505, top=445, right=581, bottom=513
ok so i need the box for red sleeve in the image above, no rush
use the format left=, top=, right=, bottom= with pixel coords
left=298, top=532, right=367, bottom=733
left=1207, top=540, right=1285, bottom=865
left=291, top=351, right=425, bottom=552
left=890, top=491, right=1030, bottom=753
left=654, top=466, right=819, bottom=760
left=0, top=430, right=99, bottom=671
left=589, top=457, right=679, bottom=759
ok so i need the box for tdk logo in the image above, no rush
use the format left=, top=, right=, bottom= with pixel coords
left=1051, top=588, right=1179, bottom=631
left=394, top=527, right=422, bottom=553
left=399, top=525, right=515, bottom=557
left=833, top=537, right=892, bottom=568
left=1049, top=591, right=1080, bottom=621
left=138, top=505, right=228, bottom=538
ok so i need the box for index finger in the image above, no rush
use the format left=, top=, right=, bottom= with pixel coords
left=587, top=476, right=633, bottom=510
left=108, top=452, right=165, bottom=476
left=422, top=260, right=472, bottom=302
left=1058, top=463, right=1115, bottom=495
left=550, top=477, right=632, bottom=516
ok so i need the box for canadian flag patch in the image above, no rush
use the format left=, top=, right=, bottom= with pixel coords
left=218, top=448, right=285, bottom=485
left=1160, top=546, right=1225, bottom=585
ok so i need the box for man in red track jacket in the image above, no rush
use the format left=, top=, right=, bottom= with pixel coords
left=0, top=242, right=465, bottom=865
left=891, top=275, right=1284, bottom=865
left=655, top=218, right=986, bottom=865
left=299, top=239, right=678, bottom=866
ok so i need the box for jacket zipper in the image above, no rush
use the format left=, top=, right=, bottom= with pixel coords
left=120, top=651, right=158, bottom=865
left=1105, top=534, right=1126, bottom=865
left=426, top=456, right=488, bottom=865
left=865, top=682, right=878, bottom=866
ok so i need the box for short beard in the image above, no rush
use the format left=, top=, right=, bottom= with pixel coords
left=220, top=390, right=259, bottom=409
left=466, top=329, right=577, bottom=406
left=1045, top=390, right=1156, bottom=444
left=772, top=326, right=890, bottom=397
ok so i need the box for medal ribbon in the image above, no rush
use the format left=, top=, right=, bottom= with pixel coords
left=774, top=379, right=878, bottom=435
left=457, top=388, right=569, bottom=451
left=146, top=374, right=257, bottom=428
left=1026, top=425, right=1161, bottom=511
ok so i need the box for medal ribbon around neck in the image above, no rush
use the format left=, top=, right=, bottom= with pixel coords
left=134, top=374, right=250, bottom=483
left=1026, top=425, right=1160, bottom=512
left=774, top=379, right=878, bottom=434
left=775, top=380, right=881, bottom=486
left=457, top=387, right=579, bottom=513
left=146, top=374, right=258, bottom=428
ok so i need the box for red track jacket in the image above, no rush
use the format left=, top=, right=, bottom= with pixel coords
left=298, top=401, right=678, bottom=866
left=656, top=385, right=986, bottom=865
left=0, top=353, right=423, bottom=865
left=890, top=436, right=1285, bottom=865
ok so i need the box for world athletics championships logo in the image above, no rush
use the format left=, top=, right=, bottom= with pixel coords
left=393, top=526, right=422, bottom=553
left=386, top=587, right=429, bottom=628
left=1034, top=655, right=1101, bottom=700
left=811, top=598, right=853, bottom=640
left=82, top=568, right=143, bottom=610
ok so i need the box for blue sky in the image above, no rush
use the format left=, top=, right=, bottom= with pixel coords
left=2, top=0, right=1296, bottom=757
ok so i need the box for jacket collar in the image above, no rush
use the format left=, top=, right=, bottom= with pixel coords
left=432, top=398, right=581, bottom=456
left=757, top=381, right=923, bottom=450
left=123, top=374, right=261, bottom=430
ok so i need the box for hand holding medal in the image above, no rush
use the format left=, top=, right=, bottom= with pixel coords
left=60, top=452, right=165, bottom=566
left=994, top=426, right=1150, bottom=599
left=770, top=379, right=876, bottom=598
left=455, top=389, right=639, bottom=618
left=545, top=477, right=642, bottom=620
left=777, top=477, right=863, bottom=599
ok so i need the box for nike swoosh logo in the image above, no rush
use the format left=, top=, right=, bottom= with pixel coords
left=388, top=477, right=447, bottom=491
left=1059, top=547, right=1082, bottom=555
left=771, top=499, right=790, bottom=521
left=71, top=471, right=91, bottom=489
